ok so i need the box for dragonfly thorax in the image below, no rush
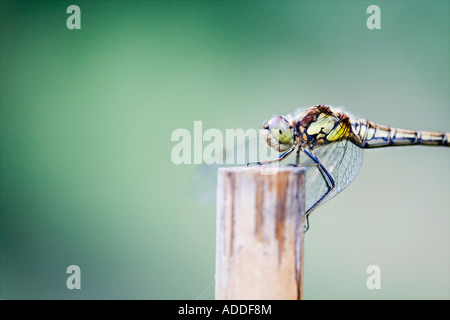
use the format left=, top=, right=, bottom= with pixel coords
left=262, top=106, right=354, bottom=152
left=295, top=105, right=353, bottom=149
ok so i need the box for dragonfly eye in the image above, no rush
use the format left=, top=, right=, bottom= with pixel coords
left=265, top=115, right=293, bottom=144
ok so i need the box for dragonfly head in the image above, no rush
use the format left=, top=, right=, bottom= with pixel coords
left=262, top=115, right=293, bottom=152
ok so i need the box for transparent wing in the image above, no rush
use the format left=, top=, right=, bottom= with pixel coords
left=190, top=135, right=364, bottom=215
left=189, top=132, right=281, bottom=204
left=300, top=139, right=363, bottom=214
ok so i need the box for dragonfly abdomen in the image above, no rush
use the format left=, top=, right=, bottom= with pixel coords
left=352, top=120, right=450, bottom=148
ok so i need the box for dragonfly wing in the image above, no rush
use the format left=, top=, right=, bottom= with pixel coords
left=190, top=133, right=363, bottom=214
left=190, top=133, right=281, bottom=203
left=301, top=139, right=363, bottom=213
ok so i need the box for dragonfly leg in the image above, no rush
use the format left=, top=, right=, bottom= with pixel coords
left=302, top=149, right=336, bottom=231
left=305, top=213, right=310, bottom=232
left=247, top=143, right=297, bottom=166
left=295, top=147, right=301, bottom=165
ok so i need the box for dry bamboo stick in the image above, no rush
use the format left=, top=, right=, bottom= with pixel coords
left=215, top=166, right=306, bottom=300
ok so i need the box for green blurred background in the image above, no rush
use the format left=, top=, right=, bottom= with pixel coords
left=0, top=0, right=448, bottom=299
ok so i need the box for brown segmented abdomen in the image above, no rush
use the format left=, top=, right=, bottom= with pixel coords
left=351, top=119, right=450, bottom=148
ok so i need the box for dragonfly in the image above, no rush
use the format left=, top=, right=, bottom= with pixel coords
left=193, top=104, right=449, bottom=300
left=250, top=104, right=449, bottom=230
left=192, top=105, right=449, bottom=231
